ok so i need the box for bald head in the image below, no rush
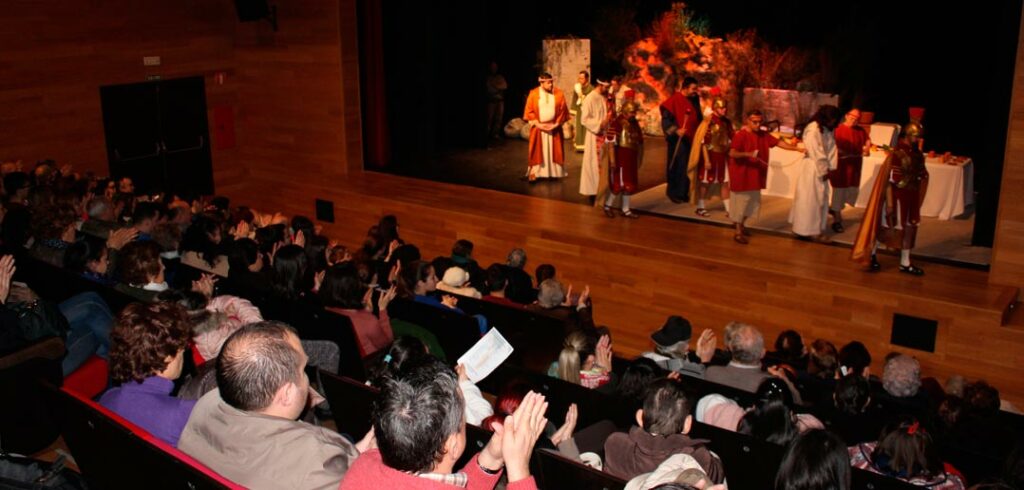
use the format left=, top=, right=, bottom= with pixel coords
left=216, top=321, right=304, bottom=412
left=725, top=322, right=765, bottom=366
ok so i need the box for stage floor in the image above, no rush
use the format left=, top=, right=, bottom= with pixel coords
left=380, top=137, right=989, bottom=267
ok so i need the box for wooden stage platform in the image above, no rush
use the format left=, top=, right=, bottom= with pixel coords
left=220, top=170, right=1024, bottom=406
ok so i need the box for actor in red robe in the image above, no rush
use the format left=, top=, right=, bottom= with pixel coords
left=523, top=73, right=569, bottom=181
left=829, top=108, right=871, bottom=233
left=727, top=110, right=800, bottom=244
left=851, top=122, right=929, bottom=275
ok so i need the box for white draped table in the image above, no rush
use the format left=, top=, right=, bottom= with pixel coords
left=764, top=148, right=974, bottom=220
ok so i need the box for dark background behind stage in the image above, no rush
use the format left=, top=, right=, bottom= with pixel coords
left=360, top=0, right=1021, bottom=247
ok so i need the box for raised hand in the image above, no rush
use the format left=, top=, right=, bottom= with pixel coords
left=0, top=255, right=16, bottom=304
left=549, top=403, right=578, bottom=446
left=696, top=328, right=717, bottom=363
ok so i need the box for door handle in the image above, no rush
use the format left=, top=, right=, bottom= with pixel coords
left=164, top=136, right=205, bottom=154
left=113, top=143, right=161, bottom=162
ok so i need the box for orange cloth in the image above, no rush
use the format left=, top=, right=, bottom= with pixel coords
left=523, top=86, right=569, bottom=166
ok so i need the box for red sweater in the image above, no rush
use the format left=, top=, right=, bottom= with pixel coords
left=339, top=450, right=537, bottom=490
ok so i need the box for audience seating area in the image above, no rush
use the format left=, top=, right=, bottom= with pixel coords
left=0, top=170, right=1019, bottom=489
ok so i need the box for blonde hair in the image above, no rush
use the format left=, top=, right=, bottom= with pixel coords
left=557, top=330, right=595, bottom=384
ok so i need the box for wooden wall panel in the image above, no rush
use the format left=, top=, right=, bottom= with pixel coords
left=0, top=0, right=355, bottom=185
left=0, top=1, right=237, bottom=176
left=992, top=11, right=1024, bottom=290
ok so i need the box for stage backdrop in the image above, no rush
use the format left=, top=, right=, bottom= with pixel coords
left=743, top=88, right=839, bottom=134
left=543, top=39, right=590, bottom=105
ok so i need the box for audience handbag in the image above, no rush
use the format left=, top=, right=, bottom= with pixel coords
left=0, top=454, right=87, bottom=489
left=8, top=300, right=70, bottom=342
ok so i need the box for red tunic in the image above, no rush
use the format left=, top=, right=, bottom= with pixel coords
left=698, top=115, right=733, bottom=183
left=610, top=114, right=642, bottom=194
left=831, top=124, right=869, bottom=188
left=728, top=129, right=778, bottom=192
left=660, top=92, right=698, bottom=141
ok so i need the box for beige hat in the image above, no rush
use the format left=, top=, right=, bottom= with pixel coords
left=442, top=266, right=470, bottom=287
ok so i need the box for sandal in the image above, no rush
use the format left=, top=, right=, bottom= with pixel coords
left=603, top=205, right=616, bottom=218
left=733, top=234, right=749, bottom=244
left=832, top=222, right=845, bottom=233
left=695, top=208, right=711, bottom=217
left=621, top=210, right=640, bottom=219
left=899, top=265, right=925, bottom=276
left=528, top=173, right=537, bottom=183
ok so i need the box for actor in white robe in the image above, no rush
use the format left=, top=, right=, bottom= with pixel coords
left=789, top=119, right=838, bottom=238
left=579, top=82, right=610, bottom=196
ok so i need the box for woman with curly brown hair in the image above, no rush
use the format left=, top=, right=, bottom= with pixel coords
left=99, top=302, right=196, bottom=447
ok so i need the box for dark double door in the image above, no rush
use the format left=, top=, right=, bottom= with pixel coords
left=100, top=76, right=213, bottom=197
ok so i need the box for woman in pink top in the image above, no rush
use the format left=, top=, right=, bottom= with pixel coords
left=319, top=264, right=395, bottom=357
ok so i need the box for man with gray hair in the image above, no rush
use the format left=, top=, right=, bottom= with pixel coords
left=81, top=196, right=120, bottom=240
left=525, top=279, right=594, bottom=330
left=179, top=322, right=371, bottom=489
left=502, top=248, right=535, bottom=304
left=704, top=322, right=801, bottom=403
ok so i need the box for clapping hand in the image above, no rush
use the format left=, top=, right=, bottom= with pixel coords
left=549, top=403, right=578, bottom=446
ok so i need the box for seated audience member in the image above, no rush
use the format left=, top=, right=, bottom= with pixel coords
left=769, top=329, right=807, bottom=371
left=774, top=429, right=851, bottom=490
left=319, top=264, right=395, bottom=356
left=130, top=201, right=161, bottom=241
left=396, top=260, right=460, bottom=311
left=795, top=339, right=839, bottom=410
left=365, top=214, right=401, bottom=261
left=827, top=374, right=884, bottom=446
left=604, top=379, right=724, bottom=482
left=81, top=196, right=120, bottom=239
left=115, top=240, right=168, bottom=302
left=268, top=244, right=316, bottom=302
left=179, top=322, right=369, bottom=489
left=226, top=238, right=273, bottom=295
left=534, top=263, right=556, bottom=286
left=525, top=279, right=594, bottom=330
left=28, top=203, right=78, bottom=267
left=340, top=357, right=545, bottom=489
left=849, top=417, right=966, bottom=489
left=481, top=264, right=522, bottom=307
left=180, top=213, right=229, bottom=277
left=450, top=239, right=485, bottom=290
left=878, top=354, right=931, bottom=423
left=99, top=302, right=195, bottom=447
left=548, top=328, right=612, bottom=388
left=641, top=315, right=715, bottom=375
left=436, top=266, right=483, bottom=299
left=838, top=341, right=872, bottom=377
left=502, top=248, right=535, bottom=304
left=697, top=378, right=822, bottom=440
left=703, top=322, right=802, bottom=403
left=615, top=357, right=666, bottom=410
left=367, top=335, right=431, bottom=387
left=948, top=380, right=1016, bottom=461
left=63, top=235, right=117, bottom=286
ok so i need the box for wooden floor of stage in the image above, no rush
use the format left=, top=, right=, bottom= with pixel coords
left=219, top=169, right=1024, bottom=405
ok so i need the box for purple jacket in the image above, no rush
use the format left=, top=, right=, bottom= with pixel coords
left=99, top=376, right=196, bottom=447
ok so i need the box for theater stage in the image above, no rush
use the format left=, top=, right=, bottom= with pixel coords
left=223, top=167, right=1024, bottom=406
left=379, top=137, right=989, bottom=267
